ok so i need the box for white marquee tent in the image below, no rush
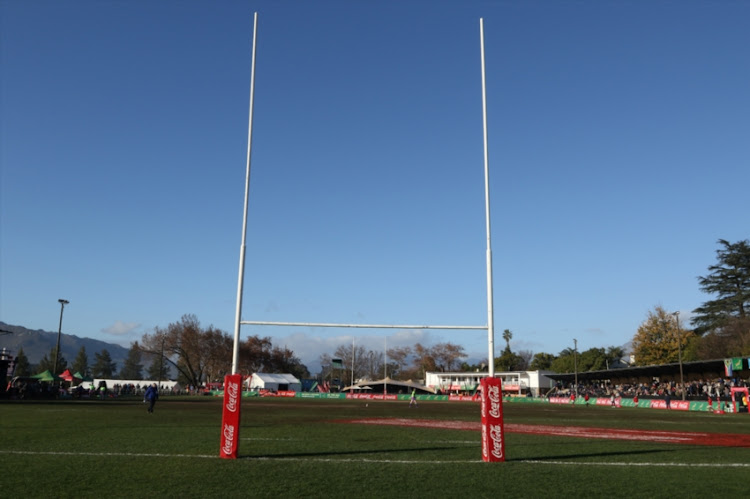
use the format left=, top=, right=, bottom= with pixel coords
left=247, top=373, right=301, bottom=392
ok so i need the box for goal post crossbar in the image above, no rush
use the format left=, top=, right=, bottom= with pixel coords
left=240, top=320, right=487, bottom=330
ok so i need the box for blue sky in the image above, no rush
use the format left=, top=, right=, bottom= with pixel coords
left=1, top=1, right=748, bottom=374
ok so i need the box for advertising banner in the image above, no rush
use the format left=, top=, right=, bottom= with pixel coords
left=219, top=374, right=242, bottom=459
left=480, top=377, right=505, bottom=462
left=449, top=394, right=481, bottom=402
left=346, top=393, right=398, bottom=401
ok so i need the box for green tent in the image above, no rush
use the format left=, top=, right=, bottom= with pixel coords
left=73, top=371, right=93, bottom=382
left=32, top=370, right=57, bottom=382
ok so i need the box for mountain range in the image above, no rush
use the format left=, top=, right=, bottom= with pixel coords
left=0, top=321, right=129, bottom=372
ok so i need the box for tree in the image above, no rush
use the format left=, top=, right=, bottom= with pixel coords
left=547, top=346, right=622, bottom=373
left=606, top=346, right=625, bottom=366
left=493, top=328, right=525, bottom=371
left=386, top=346, right=412, bottom=378
left=578, top=348, right=608, bottom=372
left=360, top=349, right=385, bottom=380
left=36, top=347, right=66, bottom=375
left=494, top=350, right=524, bottom=372
left=430, top=342, right=467, bottom=372
left=141, top=314, right=231, bottom=388
left=459, top=361, right=487, bottom=372
left=516, top=349, right=533, bottom=370
left=13, top=347, right=31, bottom=377
left=238, top=335, right=273, bottom=375
left=119, top=342, right=144, bottom=380
left=71, top=346, right=89, bottom=377
left=328, top=343, right=370, bottom=386
left=147, top=356, right=170, bottom=381
left=529, top=352, right=556, bottom=371
left=632, top=306, right=690, bottom=366
left=202, top=327, right=233, bottom=383
left=692, top=239, right=750, bottom=334
left=92, top=349, right=117, bottom=378
left=412, top=343, right=438, bottom=377
left=549, top=351, right=575, bottom=373
left=502, top=329, right=513, bottom=350
left=266, top=344, right=310, bottom=379
left=694, top=317, right=750, bottom=359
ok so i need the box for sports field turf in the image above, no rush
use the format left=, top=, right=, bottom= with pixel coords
left=1, top=396, right=748, bottom=498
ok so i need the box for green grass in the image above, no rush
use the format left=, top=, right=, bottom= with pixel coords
left=1, top=397, right=749, bottom=498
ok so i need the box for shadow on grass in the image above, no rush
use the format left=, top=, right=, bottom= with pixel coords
left=512, top=448, right=670, bottom=462
left=243, top=445, right=459, bottom=460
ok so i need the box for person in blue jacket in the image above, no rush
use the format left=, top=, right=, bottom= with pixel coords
left=144, top=384, right=159, bottom=413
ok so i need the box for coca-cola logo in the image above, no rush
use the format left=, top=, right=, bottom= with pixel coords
left=488, top=384, right=500, bottom=402
left=222, top=423, right=235, bottom=455
left=489, top=399, right=501, bottom=419
left=226, top=382, right=239, bottom=413
left=490, top=424, right=503, bottom=459
left=481, top=424, right=488, bottom=459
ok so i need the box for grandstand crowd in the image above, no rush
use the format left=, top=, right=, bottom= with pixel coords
left=555, top=376, right=750, bottom=401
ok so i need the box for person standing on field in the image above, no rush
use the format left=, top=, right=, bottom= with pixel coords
left=145, top=383, right=159, bottom=413
left=409, top=388, right=418, bottom=408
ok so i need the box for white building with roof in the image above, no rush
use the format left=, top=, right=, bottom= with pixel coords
left=425, top=370, right=556, bottom=397
left=247, top=373, right=301, bottom=392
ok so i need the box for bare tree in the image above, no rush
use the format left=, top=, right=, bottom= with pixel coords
left=141, top=314, right=231, bottom=387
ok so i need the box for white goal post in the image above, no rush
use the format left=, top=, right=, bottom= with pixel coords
left=231, top=15, right=497, bottom=377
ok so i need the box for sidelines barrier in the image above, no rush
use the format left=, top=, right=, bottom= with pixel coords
left=207, top=390, right=745, bottom=413
left=529, top=395, right=741, bottom=413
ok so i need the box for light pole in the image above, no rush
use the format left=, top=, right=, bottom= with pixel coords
left=53, top=299, right=69, bottom=377
left=573, top=339, right=578, bottom=396
left=673, top=311, right=685, bottom=401
left=158, top=335, right=166, bottom=391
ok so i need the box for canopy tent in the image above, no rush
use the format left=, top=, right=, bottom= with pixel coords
left=73, top=371, right=93, bottom=382
left=58, top=369, right=81, bottom=383
left=247, top=373, right=301, bottom=392
left=32, top=370, right=57, bottom=382
left=342, top=377, right=435, bottom=394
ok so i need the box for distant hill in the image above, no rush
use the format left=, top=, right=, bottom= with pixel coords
left=0, top=322, right=130, bottom=373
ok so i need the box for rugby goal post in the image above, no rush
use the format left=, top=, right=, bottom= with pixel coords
left=221, top=15, right=500, bottom=461
left=230, top=15, right=497, bottom=377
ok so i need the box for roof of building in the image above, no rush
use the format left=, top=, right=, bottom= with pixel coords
left=545, top=359, right=737, bottom=383
left=250, top=373, right=301, bottom=384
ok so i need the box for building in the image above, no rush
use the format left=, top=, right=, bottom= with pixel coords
left=425, top=370, right=556, bottom=397
left=247, top=373, right=301, bottom=392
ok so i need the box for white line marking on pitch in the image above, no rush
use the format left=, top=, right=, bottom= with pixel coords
left=520, top=460, right=750, bottom=468
left=242, top=438, right=478, bottom=445
left=0, top=450, right=216, bottom=459
left=1, top=450, right=747, bottom=468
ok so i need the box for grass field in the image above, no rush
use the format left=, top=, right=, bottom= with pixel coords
left=2, top=396, right=749, bottom=498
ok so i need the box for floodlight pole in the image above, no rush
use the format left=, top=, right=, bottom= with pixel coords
left=351, top=338, right=355, bottom=388
left=673, top=311, right=685, bottom=401
left=480, top=18, right=496, bottom=378
left=232, top=12, right=259, bottom=375
left=53, top=299, right=69, bottom=377
left=573, top=339, right=578, bottom=396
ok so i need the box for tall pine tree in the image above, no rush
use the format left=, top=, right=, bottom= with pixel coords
left=13, top=347, right=32, bottom=377
left=692, top=239, right=750, bottom=334
left=71, top=346, right=90, bottom=377
left=36, top=347, right=66, bottom=375
left=119, top=342, right=144, bottom=379
left=91, top=349, right=117, bottom=378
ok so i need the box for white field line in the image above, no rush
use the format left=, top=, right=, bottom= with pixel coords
left=1, top=449, right=748, bottom=467
left=242, top=437, right=478, bottom=444
left=520, top=460, right=750, bottom=468
left=0, top=450, right=216, bottom=459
